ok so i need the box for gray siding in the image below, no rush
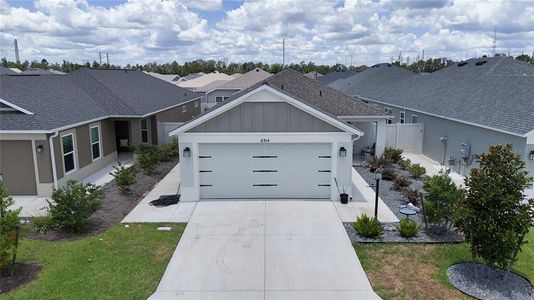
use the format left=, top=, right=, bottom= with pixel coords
left=366, top=100, right=530, bottom=175
left=207, top=89, right=239, bottom=104
left=188, top=102, right=342, bottom=133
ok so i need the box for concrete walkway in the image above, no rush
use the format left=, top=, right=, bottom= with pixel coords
left=149, top=201, right=380, bottom=300
left=403, top=153, right=465, bottom=187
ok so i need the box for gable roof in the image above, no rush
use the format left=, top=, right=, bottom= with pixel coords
left=170, top=68, right=388, bottom=136
left=145, top=72, right=180, bottom=83
left=318, top=71, right=357, bottom=84
left=0, top=69, right=202, bottom=132
left=335, top=57, right=534, bottom=136
left=177, top=71, right=233, bottom=89
left=208, top=68, right=272, bottom=91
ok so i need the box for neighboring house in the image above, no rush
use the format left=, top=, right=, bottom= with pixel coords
left=21, top=68, right=66, bottom=75
left=145, top=72, right=181, bottom=83
left=176, top=71, right=233, bottom=90
left=328, top=57, right=534, bottom=175
left=169, top=68, right=389, bottom=201
left=0, top=69, right=202, bottom=196
left=304, top=71, right=323, bottom=80
left=201, top=68, right=272, bottom=110
left=0, top=67, right=18, bottom=75
left=176, top=72, right=205, bottom=82
left=317, top=70, right=357, bottom=85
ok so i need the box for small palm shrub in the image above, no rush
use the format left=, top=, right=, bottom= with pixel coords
left=354, top=214, right=384, bottom=238
left=398, top=159, right=411, bottom=170
left=0, top=182, right=21, bottom=269
left=382, top=168, right=397, bottom=181
left=48, top=181, right=104, bottom=233
left=135, top=145, right=159, bottom=174
left=111, top=162, right=137, bottom=193
left=408, top=163, right=426, bottom=178
left=396, top=219, right=420, bottom=238
left=402, top=188, right=422, bottom=205
left=383, top=147, right=404, bottom=163
left=393, top=176, right=411, bottom=190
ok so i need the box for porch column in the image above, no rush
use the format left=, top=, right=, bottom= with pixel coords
left=375, top=119, right=387, bottom=156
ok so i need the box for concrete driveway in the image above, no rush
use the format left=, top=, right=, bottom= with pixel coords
left=150, top=201, right=379, bottom=300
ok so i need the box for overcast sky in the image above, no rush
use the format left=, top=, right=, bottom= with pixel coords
left=1, top=0, right=533, bottom=66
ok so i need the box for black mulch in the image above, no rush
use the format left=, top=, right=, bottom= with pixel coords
left=447, top=263, right=534, bottom=300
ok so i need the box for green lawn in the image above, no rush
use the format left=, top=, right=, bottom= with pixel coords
left=1, top=223, right=185, bottom=300
left=354, top=229, right=534, bottom=300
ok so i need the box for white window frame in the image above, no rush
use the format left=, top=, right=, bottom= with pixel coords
left=411, top=114, right=418, bottom=123
left=182, top=105, right=187, bottom=113
left=90, top=124, right=102, bottom=161
left=384, top=107, right=393, bottom=124
left=400, top=110, right=405, bottom=124
left=215, top=96, right=229, bottom=103
left=194, top=100, right=199, bottom=108
left=61, top=132, right=77, bottom=175
left=141, top=118, right=149, bottom=144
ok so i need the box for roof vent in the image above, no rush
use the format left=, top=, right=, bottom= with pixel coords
left=475, top=60, right=487, bottom=66
left=319, top=90, right=322, bottom=96
left=256, top=69, right=260, bottom=72
left=458, top=61, right=468, bottom=67
left=387, top=64, right=392, bottom=67
left=281, top=84, right=284, bottom=90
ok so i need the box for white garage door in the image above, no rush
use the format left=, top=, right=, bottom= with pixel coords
left=199, top=143, right=332, bottom=199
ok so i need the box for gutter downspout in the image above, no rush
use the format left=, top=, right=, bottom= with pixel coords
left=49, top=132, right=59, bottom=190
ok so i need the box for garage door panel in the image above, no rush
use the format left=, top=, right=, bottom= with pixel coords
left=199, top=143, right=332, bottom=199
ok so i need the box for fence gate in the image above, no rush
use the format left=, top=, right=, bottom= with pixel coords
left=385, top=123, right=424, bottom=153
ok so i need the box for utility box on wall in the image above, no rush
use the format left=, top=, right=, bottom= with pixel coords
left=460, top=143, right=471, bottom=161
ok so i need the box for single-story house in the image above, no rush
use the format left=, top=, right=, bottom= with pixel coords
left=176, top=71, right=234, bottom=90
left=169, top=68, right=389, bottom=202
left=145, top=72, right=181, bottom=83
left=327, top=57, right=534, bottom=176
left=201, top=68, right=272, bottom=111
left=0, top=69, right=202, bottom=196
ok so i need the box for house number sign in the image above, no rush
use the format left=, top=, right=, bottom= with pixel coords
left=260, top=139, right=270, bottom=143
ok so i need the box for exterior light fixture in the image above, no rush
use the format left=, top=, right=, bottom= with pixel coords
left=339, top=147, right=347, bottom=157
left=374, top=168, right=383, bottom=218
left=36, top=145, right=44, bottom=153
left=183, top=147, right=191, bottom=158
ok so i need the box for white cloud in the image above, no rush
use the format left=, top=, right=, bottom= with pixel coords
left=0, top=0, right=532, bottom=66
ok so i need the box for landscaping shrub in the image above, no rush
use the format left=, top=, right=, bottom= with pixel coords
left=48, top=181, right=104, bottom=233
left=368, top=155, right=392, bottom=172
left=454, top=143, right=534, bottom=274
left=393, top=176, right=411, bottom=190
left=111, top=162, right=137, bottom=193
left=408, top=163, right=426, bottom=178
left=135, top=145, right=159, bottom=174
left=396, top=219, right=420, bottom=238
left=423, top=169, right=463, bottom=228
left=402, top=188, right=422, bottom=205
left=158, top=138, right=179, bottom=162
left=0, top=182, right=21, bottom=269
left=398, top=158, right=411, bottom=170
left=383, top=147, right=404, bottom=164
left=30, top=215, right=54, bottom=234
left=354, top=214, right=384, bottom=239
left=382, top=168, right=397, bottom=181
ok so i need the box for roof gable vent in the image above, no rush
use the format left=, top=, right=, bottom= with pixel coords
left=457, top=61, right=468, bottom=67
left=319, top=90, right=322, bottom=96
left=475, top=60, right=487, bottom=66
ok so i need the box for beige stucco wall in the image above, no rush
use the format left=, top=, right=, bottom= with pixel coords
left=0, top=140, right=37, bottom=195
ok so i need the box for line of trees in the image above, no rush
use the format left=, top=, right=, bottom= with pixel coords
left=2, top=54, right=531, bottom=76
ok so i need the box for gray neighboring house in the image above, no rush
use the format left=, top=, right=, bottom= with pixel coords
left=328, top=57, right=534, bottom=176
left=0, top=69, right=202, bottom=196
left=145, top=72, right=181, bottom=83
left=201, top=68, right=272, bottom=111
left=169, top=68, right=389, bottom=201
left=318, top=71, right=357, bottom=85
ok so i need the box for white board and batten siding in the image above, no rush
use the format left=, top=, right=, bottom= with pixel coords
left=385, top=123, right=424, bottom=153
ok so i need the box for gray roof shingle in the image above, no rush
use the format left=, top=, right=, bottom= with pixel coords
left=0, top=69, right=202, bottom=131
left=333, top=58, right=534, bottom=136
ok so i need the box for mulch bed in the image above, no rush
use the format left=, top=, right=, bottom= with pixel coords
left=0, top=262, right=42, bottom=294
left=344, top=222, right=463, bottom=243
left=26, top=156, right=179, bottom=241
left=447, top=263, right=534, bottom=300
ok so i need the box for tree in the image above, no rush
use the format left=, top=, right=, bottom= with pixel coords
left=454, top=144, right=534, bottom=275
left=423, top=169, right=463, bottom=229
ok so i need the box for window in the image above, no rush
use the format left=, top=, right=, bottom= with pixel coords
left=194, top=100, right=199, bottom=108
left=182, top=105, right=187, bottom=113
left=384, top=107, right=393, bottom=124
left=411, top=114, right=418, bottom=123
left=61, top=134, right=76, bottom=174
left=215, top=96, right=229, bottom=103
left=141, top=118, right=149, bottom=144
left=90, top=125, right=101, bottom=160
left=400, top=110, right=405, bottom=123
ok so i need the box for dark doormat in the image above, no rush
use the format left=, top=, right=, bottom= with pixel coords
left=149, top=194, right=181, bottom=207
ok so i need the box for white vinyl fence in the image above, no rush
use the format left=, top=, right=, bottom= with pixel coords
left=385, top=123, right=424, bottom=153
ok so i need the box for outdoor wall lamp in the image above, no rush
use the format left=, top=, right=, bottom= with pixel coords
left=183, top=147, right=191, bottom=158
left=36, top=145, right=44, bottom=153
left=339, top=147, right=347, bottom=157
